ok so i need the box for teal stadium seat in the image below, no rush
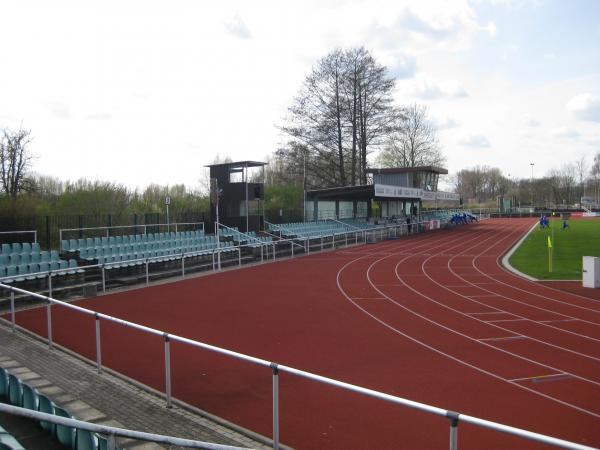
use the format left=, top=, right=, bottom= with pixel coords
left=1, top=244, right=11, bottom=254
left=4, top=266, right=17, bottom=283
left=8, top=254, right=20, bottom=266
left=11, top=243, right=21, bottom=254
left=30, top=252, right=41, bottom=263
left=15, top=264, right=29, bottom=283
left=32, top=242, right=41, bottom=253
left=7, top=374, right=22, bottom=406
left=53, top=405, right=76, bottom=448
left=58, top=260, right=69, bottom=274
left=37, top=393, right=55, bottom=433
left=68, top=259, right=84, bottom=274
left=20, top=254, right=30, bottom=265
left=77, top=429, right=98, bottom=450
left=50, top=250, right=60, bottom=261
left=26, top=263, right=39, bottom=281
left=0, top=254, right=8, bottom=266
left=40, top=251, right=50, bottom=263
left=0, top=368, right=8, bottom=396
left=22, top=383, right=38, bottom=410
left=21, top=243, right=31, bottom=254
left=38, top=262, right=50, bottom=278
left=0, top=426, right=26, bottom=450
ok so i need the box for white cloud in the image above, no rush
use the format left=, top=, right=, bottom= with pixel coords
left=567, top=93, right=600, bottom=122
left=388, top=53, right=417, bottom=79
left=551, top=126, right=580, bottom=139
left=521, top=114, right=540, bottom=127
left=46, top=101, right=70, bottom=119
left=405, top=75, right=468, bottom=99
left=458, top=134, right=491, bottom=147
left=365, top=3, right=496, bottom=54
left=86, top=113, right=112, bottom=121
left=225, top=13, right=251, bottom=40
left=432, top=115, right=460, bottom=129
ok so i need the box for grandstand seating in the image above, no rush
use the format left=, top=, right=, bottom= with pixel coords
left=63, top=230, right=247, bottom=269
left=0, top=241, right=83, bottom=284
left=269, top=219, right=374, bottom=240
left=1, top=366, right=114, bottom=450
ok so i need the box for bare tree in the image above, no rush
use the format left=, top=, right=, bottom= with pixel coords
left=376, top=104, right=445, bottom=169
left=0, top=128, right=34, bottom=197
left=575, top=155, right=588, bottom=198
left=279, top=47, right=396, bottom=188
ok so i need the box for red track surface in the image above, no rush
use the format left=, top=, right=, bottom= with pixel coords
left=10, top=218, right=600, bottom=449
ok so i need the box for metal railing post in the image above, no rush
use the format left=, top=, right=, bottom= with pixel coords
left=95, top=313, right=102, bottom=373
left=272, top=244, right=275, bottom=260
left=238, top=248, right=242, bottom=266
left=212, top=251, right=215, bottom=270
left=145, top=260, right=149, bottom=286
left=164, top=333, right=172, bottom=408
left=345, top=233, right=348, bottom=246
left=271, top=363, right=280, bottom=450
left=320, top=236, right=323, bottom=251
left=48, top=272, right=52, bottom=298
left=261, top=244, right=264, bottom=263
left=46, top=301, right=53, bottom=349
left=181, top=255, right=185, bottom=278
left=10, top=291, right=15, bottom=331
left=101, top=266, right=106, bottom=293
left=448, top=412, right=459, bottom=450
left=291, top=241, right=294, bottom=257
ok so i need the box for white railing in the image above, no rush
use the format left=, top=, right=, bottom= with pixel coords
left=59, top=222, right=205, bottom=242
left=0, top=229, right=38, bottom=243
left=0, top=403, right=250, bottom=450
left=1, top=281, right=596, bottom=450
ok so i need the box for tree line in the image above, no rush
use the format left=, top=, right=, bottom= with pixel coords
left=453, top=154, right=600, bottom=208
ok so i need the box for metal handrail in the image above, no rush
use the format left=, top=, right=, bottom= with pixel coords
left=217, top=222, right=262, bottom=243
left=0, top=403, right=251, bottom=450
left=1, top=281, right=596, bottom=450
left=325, top=217, right=363, bottom=231
left=0, top=230, right=38, bottom=243
left=59, top=222, right=205, bottom=242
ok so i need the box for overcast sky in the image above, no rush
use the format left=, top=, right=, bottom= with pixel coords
left=1, top=0, right=599, bottom=190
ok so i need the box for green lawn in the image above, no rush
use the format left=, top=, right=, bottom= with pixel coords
left=509, top=219, right=600, bottom=280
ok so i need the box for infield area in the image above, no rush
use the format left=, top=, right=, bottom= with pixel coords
left=9, top=218, right=600, bottom=449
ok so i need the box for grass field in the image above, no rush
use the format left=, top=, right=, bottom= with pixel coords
left=509, top=218, right=600, bottom=280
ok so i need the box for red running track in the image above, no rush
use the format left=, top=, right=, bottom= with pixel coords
left=9, top=218, right=600, bottom=449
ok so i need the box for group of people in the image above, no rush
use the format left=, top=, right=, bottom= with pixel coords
left=540, top=214, right=570, bottom=230
left=449, top=213, right=478, bottom=225
left=539, top=215, right=550, bottom=229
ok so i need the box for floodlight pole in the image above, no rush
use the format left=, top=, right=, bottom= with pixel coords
left=530, top=162, right=535, bottom=209
left=216, top=197, right=221, bottom=270
left=246, top=164, right=249, bottom=233
left=303, top=151, right=306, bottom=223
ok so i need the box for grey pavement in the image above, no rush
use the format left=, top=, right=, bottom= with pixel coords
left=0, top=320, right=274, bottom=450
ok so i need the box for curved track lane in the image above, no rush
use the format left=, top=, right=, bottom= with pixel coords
left=8, top=218, right=600, bottom=449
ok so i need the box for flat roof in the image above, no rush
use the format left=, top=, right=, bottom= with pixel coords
left=366, top=166, right=448, bottom=175
left=204, top=161, right=266, bottom=168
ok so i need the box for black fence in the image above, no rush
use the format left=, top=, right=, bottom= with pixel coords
left=264, top=208, right=304, bottom=224
left=0, top=212, right=207, bottom=250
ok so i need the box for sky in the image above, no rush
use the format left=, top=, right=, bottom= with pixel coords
left=1, top=0, right=599, bottom=191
